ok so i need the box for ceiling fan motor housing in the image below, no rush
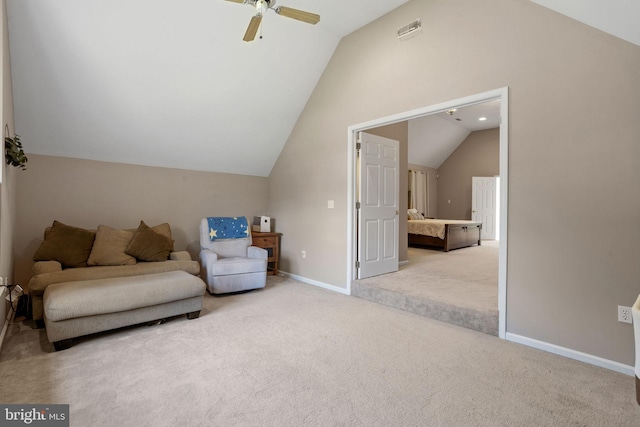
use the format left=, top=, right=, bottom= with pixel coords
left=255, top=0, right=271, bottom=15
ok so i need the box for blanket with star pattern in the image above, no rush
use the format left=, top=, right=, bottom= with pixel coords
left=207, top=217, right=249, bottom=240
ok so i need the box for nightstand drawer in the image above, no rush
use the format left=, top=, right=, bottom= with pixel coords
left=254, top=236, right=276, bottom=247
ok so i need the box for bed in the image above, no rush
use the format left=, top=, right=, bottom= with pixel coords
left=408, top=218, right=482, bottom=252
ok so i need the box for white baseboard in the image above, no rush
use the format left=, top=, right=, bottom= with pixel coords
left=506, top=332, right=634, bottom=376
left=280, top=271, right=350, bottom=295
left=398, top=260, right=409, bottom=267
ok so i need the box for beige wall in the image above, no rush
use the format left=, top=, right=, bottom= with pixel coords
left=1, top=0, right=16, bottom=332
left=14, top=155, right=269, bottom=288
left=269, top=0, right=640, bottom=365
left=408, top=163, right=438, bottom=219
left=366, top=122, right=408, bottom=263
left=437, top=128, right=499, bottom=219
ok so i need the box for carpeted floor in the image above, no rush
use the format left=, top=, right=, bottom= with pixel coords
left=353, top=241, right=499, bottom=335
left=1, top=276, right=638, bottom=426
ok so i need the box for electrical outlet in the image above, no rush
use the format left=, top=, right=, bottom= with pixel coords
left=301, top=250, right=306, bottom=259
left=618, top=306, right=632, bottom=324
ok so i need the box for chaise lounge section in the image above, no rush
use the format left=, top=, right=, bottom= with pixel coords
left=44, top=271, right=206, bottom=351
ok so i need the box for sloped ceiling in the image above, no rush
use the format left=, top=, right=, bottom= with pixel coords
left=408, top=100, right=501, bottom=169
left=7, top=1, right=639, bottom=177
left=529, top=0, right=640, bottom=47
left=7, top=0, right=409, bottom=177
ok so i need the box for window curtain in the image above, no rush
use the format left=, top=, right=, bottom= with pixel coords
left=409, top=170, right=428, bottom=217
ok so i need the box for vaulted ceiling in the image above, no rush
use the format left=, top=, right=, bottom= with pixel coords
left=529, top=0, right=640, bottom=47
left=7, top=1, right=639, bottom=177
left=408, top=100, right=501, bottom=169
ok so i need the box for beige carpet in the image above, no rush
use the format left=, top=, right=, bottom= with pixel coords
left=1, top=276, right=638, bottom=426
left=353, top=241, right=499, bottom=335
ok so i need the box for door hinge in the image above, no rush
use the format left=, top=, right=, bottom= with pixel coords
left=355, top=261, right=360, bottom=268
left=356, top=141, right=361, bottom=151
left=356, top=201, right=361, bottom=210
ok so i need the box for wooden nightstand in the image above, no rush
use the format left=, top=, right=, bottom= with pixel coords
left=252, top=232, right=282, bottom=276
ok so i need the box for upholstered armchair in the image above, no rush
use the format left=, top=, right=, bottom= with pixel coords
left=199, top=217, right=267, bottom=294
left=633, top=295, right=640, bottom=404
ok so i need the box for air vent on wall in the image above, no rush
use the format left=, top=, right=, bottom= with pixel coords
left=397, top=19, right=422, bottom=41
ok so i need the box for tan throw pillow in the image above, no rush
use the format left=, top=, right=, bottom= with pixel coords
left=87, top=225, right=137, bottom=266
left=33, top=220, right=96, bottom=268
left=125, top=221, right=173, bottom=262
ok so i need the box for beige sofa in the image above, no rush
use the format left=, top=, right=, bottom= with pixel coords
left=30, top=253, right=201, bottom=325
left=28, top=220, right=202, bottom=325
left=43, top=270, right=205, bottom=350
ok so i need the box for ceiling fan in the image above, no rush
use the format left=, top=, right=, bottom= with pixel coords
left=225, top=0, right=320, bottom=42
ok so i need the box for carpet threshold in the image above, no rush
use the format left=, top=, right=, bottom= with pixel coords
left=351, top=281, right=498, bottom=336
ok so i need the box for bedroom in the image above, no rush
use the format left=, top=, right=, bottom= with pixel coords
left=354, top=98, right=501, bottom=335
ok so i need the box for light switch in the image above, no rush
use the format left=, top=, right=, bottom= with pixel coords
left=328, top=200, right=335, bottom=209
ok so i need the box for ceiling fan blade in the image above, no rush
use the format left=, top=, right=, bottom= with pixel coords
left=275, top=6, right=320, bottom=25
left=225, top=0, right=247, bottom=3
left=243, top=15, right=263, bottom=42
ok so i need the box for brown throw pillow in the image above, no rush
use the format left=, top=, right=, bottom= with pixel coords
left=33, top=220, right=96, bottom=268
left=150, top=222, right=174, bottom=251
left=125, top=221, right=173, bottom=262
left=87, top=225, right=137, bottom=266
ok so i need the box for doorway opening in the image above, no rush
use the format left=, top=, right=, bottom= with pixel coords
left=347, top=88, right=509, bottom=339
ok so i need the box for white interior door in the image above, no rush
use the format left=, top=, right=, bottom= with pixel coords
left=358, top=132, right=399, bottom=279
left=472, top=176, right=499, bottom=240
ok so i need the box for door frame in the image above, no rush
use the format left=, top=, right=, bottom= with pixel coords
left=347, top=87, right=509, bottom=339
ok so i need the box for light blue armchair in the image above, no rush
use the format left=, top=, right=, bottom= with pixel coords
left=199, top=217, right=267, bottom=294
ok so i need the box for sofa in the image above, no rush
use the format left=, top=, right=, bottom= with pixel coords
left=29, top=220, right=202, bottom=326
left=43, top=270, right=205, bottom=350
